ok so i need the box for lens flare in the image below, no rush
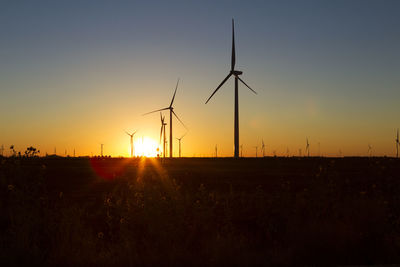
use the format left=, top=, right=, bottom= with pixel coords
left=134, top=137, right=158, bottom=157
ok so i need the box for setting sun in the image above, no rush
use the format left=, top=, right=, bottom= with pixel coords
left=134, top=137, right=159, bottom=157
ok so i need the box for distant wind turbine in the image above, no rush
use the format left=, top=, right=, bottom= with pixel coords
left=100, top=143, right=104, bottom=157
left=144, top=79, right=186, bottom=158
left=368, top=144, right=372, bottom=157
left=215, top=145, right=218, bottom=158
left=205, top=19, right=257, bottom=158
left=306, top=138, right=310, bottom=157
left=159, top=113, right=167, bottom=158
left=176, top=133, right=187, bottom=158
left=125, top=130, right=137, bottom=157
left=254, top=146, right=258, bottom=158
left=262, top=140, right=265, bottom=157
left=240, top=144, right=243, bottom=157
left=396, top=129, right=399, bottom=158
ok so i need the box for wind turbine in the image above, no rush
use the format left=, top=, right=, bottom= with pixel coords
left=306, top=138, right=310, bottom=157
left=159, top=113, right=167, bottom=158
left=254, top=146, right=258, bottom=158
left=215, top=145, right=218, bottom=158
left=176, top=133, right=187, bottom=158
left=125, top=130, right=137, bottom=157
left=144, top=79, right=186, bottom=158
left=368, top=144, right=372, bottom=157
left=100, top=143, right=104, bottom=157
left=205, top=19, right=257, bottom=158
left=396, top=129, right=399, bottom=158
left=262, top=140, right=265, bottom=157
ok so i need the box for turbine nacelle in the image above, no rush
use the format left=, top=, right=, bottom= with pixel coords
left=231, top=70, right=243, bottom=76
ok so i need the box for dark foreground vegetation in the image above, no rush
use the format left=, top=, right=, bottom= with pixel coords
left=1, top=156, right=400, bottom=266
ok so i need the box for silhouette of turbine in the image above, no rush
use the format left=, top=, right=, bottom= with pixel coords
left=125, top=130, right=137, bottom=157
left=144, top=79, right=186, bottom=158
left=176, top=133, right=187, bottom=158
left=368, top=144, right=372, bottom=157
left=306, top=138, right=310, bottom=157
left=396, top=128, right=399, bottom=158
left=159, top=113, right=167, bottom=158
left=262, top=139, right=265, bottom=157
left=205, top=19, right=257, bottom=158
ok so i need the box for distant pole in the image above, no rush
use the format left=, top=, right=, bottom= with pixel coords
left=100, top=144, right=104, bottom=157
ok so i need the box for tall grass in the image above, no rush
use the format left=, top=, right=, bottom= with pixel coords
left=1, top=157, right=400, bottom=266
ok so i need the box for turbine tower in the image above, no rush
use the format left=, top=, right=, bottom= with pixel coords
left=205, top=19, right=257, bottom=158
left=100, top=143, right=104, bottom=157
left=125, top=130, right=137, bottom=157
left=396, top=128, right=399, bottom=158
left=144, top=79, right=186, bottom=158
left=254, top=146, right=258, bottom=158
left=176, top=133, right=187, bottom=158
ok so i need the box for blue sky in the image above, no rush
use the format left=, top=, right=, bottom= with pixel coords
left=1, top=0, right=399, bottom=156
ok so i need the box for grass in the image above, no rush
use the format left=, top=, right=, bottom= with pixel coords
left=1, top=156, right=400, bottom=266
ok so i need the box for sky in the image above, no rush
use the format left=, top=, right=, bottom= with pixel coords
left=0, top=0, right=399, bottom=157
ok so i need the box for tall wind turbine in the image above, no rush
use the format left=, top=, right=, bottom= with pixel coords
left=205, top=19, right=257, bottom=158
left=396, top=129, right=399, bottom=158
left=306, top=138, right=310, bottom=157
left=125, top=130, right=137, bottom=157
left=144, top=79, right=186, bottom=158
left=176, top=133, right=187, bottom=158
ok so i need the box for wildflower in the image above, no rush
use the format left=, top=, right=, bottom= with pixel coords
left=8, top=184, right=14, bottom=191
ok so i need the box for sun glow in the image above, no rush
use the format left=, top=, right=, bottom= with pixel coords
left=134, top=137, right=159, bottom=157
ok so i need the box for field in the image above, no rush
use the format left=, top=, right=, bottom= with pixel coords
left=1, top=156, right=400, bottom=266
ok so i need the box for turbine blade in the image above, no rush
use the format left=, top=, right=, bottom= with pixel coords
left=180, top=132, right=187, bottom=139
left=237, top=76, right=257, bottom=95
left=172, top=110, right=187, bottom=129
left=231, top=19, right=236, bottom=71
left=205, top=73, right=232, bottom=104
left=170, top=78, right=180, bottom=107
left=124, top=130, right=131, bottom=136
left=143, top=107, right=170, bottom=116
